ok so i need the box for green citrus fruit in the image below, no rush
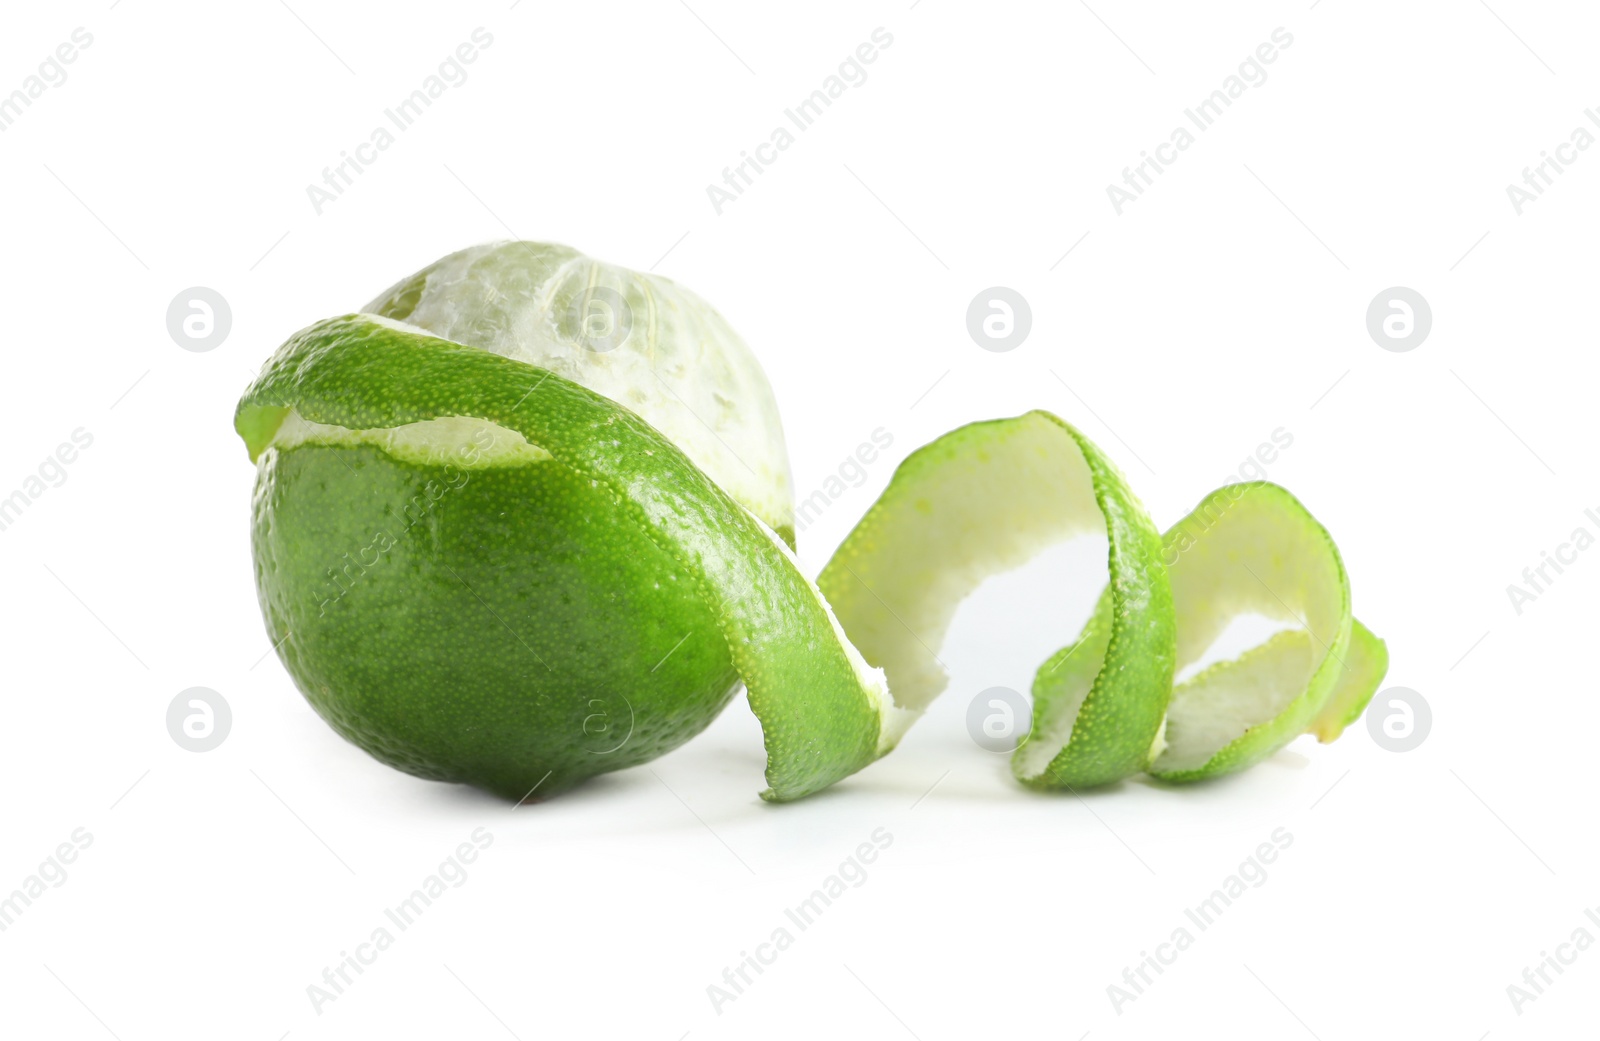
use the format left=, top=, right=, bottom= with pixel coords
left=237, top=244, right=860, bottom=801
left=237, top=241, right=1387, bottom=803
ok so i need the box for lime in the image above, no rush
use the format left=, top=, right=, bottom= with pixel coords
left=238, top=242, right=832, bottom=801
left=237, top=241, right=1387, bottom=803
left=239, top=309, right=887, bottom=802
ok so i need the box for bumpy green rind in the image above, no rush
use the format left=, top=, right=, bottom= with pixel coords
left=252, top=443, right=740, bottom=801
left=1021, top=421, right=1175, bottom=789
left=238, top=314, right=882, bottom=802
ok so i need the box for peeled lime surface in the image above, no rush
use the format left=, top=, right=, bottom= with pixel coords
left=363, top=240, right=797, bottom=541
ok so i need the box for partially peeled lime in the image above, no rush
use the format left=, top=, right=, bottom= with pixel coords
left=237, top=242, right=1386, bottom=803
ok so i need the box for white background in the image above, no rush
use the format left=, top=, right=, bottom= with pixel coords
left=2, top=0, right=1595, bottom=1037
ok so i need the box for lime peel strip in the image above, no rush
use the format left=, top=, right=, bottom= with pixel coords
left=817, top=411, right=1177, bottom=789
left=1146, top=482, right=1379, bottom=781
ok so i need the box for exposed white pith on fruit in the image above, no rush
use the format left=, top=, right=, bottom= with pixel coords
left=270, top=410, right=554, bottom=469
left=361, top=242, right=796, bottom=536
left=1150, top=486, right=1346, bottom=774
